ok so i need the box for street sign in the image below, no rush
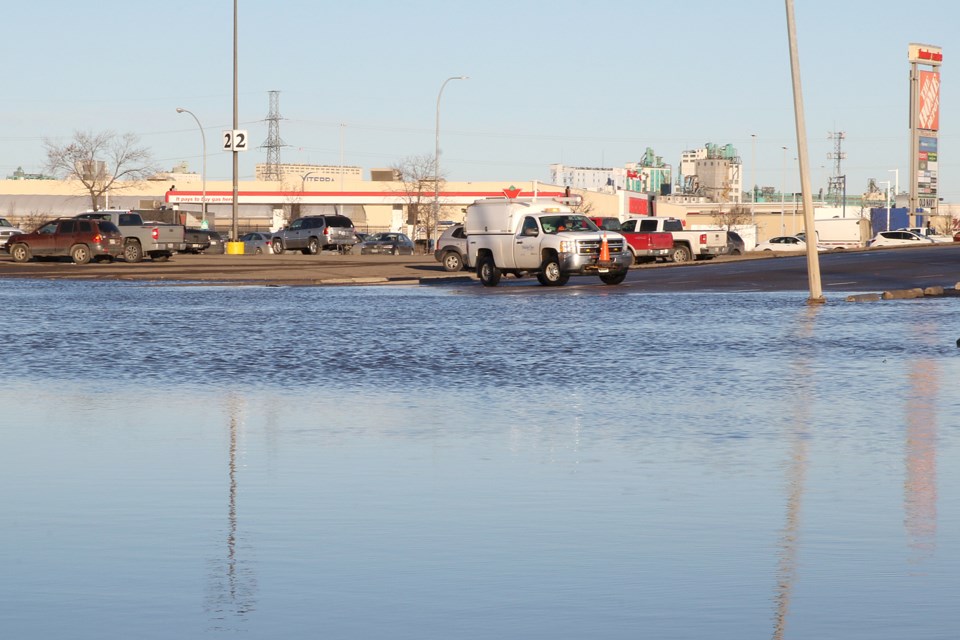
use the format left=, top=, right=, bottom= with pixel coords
left=222, top=129, right=249, bottom=152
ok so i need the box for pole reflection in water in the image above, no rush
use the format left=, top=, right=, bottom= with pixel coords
left=205, top=394, right=257, bottom=630
left=771, top=305, right=818, bottom=640
left=904, top=338, right=939, bottom=564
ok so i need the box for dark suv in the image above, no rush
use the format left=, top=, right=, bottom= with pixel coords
left=7, top=218, right=124, bottom=264
left=271, top=215, right=356, bottom=255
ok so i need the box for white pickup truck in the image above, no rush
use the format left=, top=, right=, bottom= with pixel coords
left=465, top=197, right=632, bottom=286
left=627, top=216, right=728, bottom=263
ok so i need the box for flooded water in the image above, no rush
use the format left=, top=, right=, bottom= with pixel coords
left=2, top=279, right=959, bottom=639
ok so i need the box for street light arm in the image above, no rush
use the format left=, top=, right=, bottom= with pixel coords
left=176, top=107, right=208, bottom=223
left=433, top=75, right=468, bottom=246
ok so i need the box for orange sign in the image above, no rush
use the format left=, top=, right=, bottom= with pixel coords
left=918, top=71, right=940, bottom=131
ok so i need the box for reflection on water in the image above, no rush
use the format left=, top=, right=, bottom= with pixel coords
left=1, top=280, right=959, bottom=639
left=905, top=323, right=939, bottom=565
left=205, top=394, right=257, bottom=630
left=771, top=305, right=821, bottom=640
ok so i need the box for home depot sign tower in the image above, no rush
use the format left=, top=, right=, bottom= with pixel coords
left=908, top=43, right=942, bottom=225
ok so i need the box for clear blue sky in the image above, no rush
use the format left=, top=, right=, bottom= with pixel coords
left=1, top=0, right=956, bottom=200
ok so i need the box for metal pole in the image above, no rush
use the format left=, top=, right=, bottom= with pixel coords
left=785, top=0, right=824, bottom=303
left=750, top=133, right=756, bottom=224
left=176, top=108, right=207, bottom=225
left=434, top=76, right=468, bottom=251
left=908, top=60, right=918, bottom=229
left=889, top=168, right=899, bottom=214
left=781, top=145, right=787, bottom=234
left=231, top=0, right=239, bottom=243
left=879, top=180, right=891, bottom=231
left=339, top=123, right=345, bottom=216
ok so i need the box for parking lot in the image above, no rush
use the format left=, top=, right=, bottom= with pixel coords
left=1, top=243, right=958, bottom=294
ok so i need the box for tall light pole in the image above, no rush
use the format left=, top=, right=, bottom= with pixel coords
left=434, top=76, right=468, bottom=249
left=888, top=168, right=899, bottom=211
left=879, top=180, right=891, bottom=231
left=231, top=0, right=239, bottom=243
left=176, top=108, right=207, bottom=226
left=781, top=145, right=787, bottom=234
left=750, top=133, right=757, bottom=224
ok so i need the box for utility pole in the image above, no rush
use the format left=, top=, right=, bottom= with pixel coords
left=785, top=0, right=824, bottom=303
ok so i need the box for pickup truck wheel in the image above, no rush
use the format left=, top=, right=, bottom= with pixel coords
left=70, top=244, right=92, bottom=265
left=599, top=270, right=628, bottom=285
left=627, top=247, right=638, bottom=264
left=272, top=239, right=285, bottom=255
left=123, top=241, right=143, bottom=263
left=10, top=243, right=31, bottom=263
left=307, top=237, right=320, bottom=255
left=477, top=256, right=501, bottom=287
left=441, top=251, right=462, bottom=272
left=670, top=245, right=692, bottom=263
left=538, top=256, right=568, bottom=286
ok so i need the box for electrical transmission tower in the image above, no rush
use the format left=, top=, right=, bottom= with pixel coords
left=826, top=131, right=846, bottom=206
left=260, top=90, right=286, bottom=181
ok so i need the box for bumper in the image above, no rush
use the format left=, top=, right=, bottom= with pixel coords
left=634, top=248, right=671, bottom=257
left=93, top=243, right=124, bottom=258
left=700, top=246, right=729, bottom=256
left=559, top=251, right=632, bottom=274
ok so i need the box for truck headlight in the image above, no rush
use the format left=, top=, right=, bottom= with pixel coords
left=559, top=240, right=575, bottom=253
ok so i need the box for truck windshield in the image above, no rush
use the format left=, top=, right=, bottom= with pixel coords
left=539, top=215, right=599, bottom=234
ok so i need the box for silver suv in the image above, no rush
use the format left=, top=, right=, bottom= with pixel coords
left=434, top=224, right=467, bottom=271
left=272, top=215, right=356, bottom=255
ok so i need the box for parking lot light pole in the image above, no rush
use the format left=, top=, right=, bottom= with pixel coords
left=434, top=76, right=468, bottom=251
left=176, top=108, right=207, bottom=226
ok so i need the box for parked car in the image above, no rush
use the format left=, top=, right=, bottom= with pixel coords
left=755, top=236, right=807, bottom=252
left=271, top=215, right=356, bottom=255
left=0, top=217, right=26, bottom=250
left=895, top=227, right=953, bottom=243
left=239, top=232, right=274, bottom=255
left=434, top=224, right=468, bottom=271
left=199, top=230, right=225, bottom=254
left=866, top=230, right=936, bottom=247
left=357, top=232, right=415, bottom=255
left=7, top=218, right=124, bottom=264
left=726, top=230, right=746, bottom=255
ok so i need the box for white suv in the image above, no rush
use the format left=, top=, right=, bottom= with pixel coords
left=434, top=224, right=467, bottom=271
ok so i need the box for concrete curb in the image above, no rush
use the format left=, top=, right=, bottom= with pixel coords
left=847, top=286, right=958, bottom=302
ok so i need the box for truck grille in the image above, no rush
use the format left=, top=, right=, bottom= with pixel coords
left=577, top=239, right=625, bottom=255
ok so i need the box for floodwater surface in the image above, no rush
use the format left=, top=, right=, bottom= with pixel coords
left=1, top=279, right=959, bottom=639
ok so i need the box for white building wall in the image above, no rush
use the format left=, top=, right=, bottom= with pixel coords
left=550, top=164, right=625, bottom=192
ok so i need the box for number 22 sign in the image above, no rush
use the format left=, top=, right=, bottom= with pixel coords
left=222, top=129, right=248, bottom=152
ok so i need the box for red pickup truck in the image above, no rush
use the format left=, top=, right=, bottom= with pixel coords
left=590, top=216, right=673, bottom=264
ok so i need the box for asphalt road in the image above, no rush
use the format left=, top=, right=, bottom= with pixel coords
left=1, top=244, right=958, bottom=293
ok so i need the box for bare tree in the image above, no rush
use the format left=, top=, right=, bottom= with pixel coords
left=713, top=205, right=752, bottom=231
left=44, top=131, right=155, bottom=211
left=390, top=154, right=444, bottom=245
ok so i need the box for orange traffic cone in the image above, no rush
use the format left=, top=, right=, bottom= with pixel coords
left=599, top=232, right=610, bottom=262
